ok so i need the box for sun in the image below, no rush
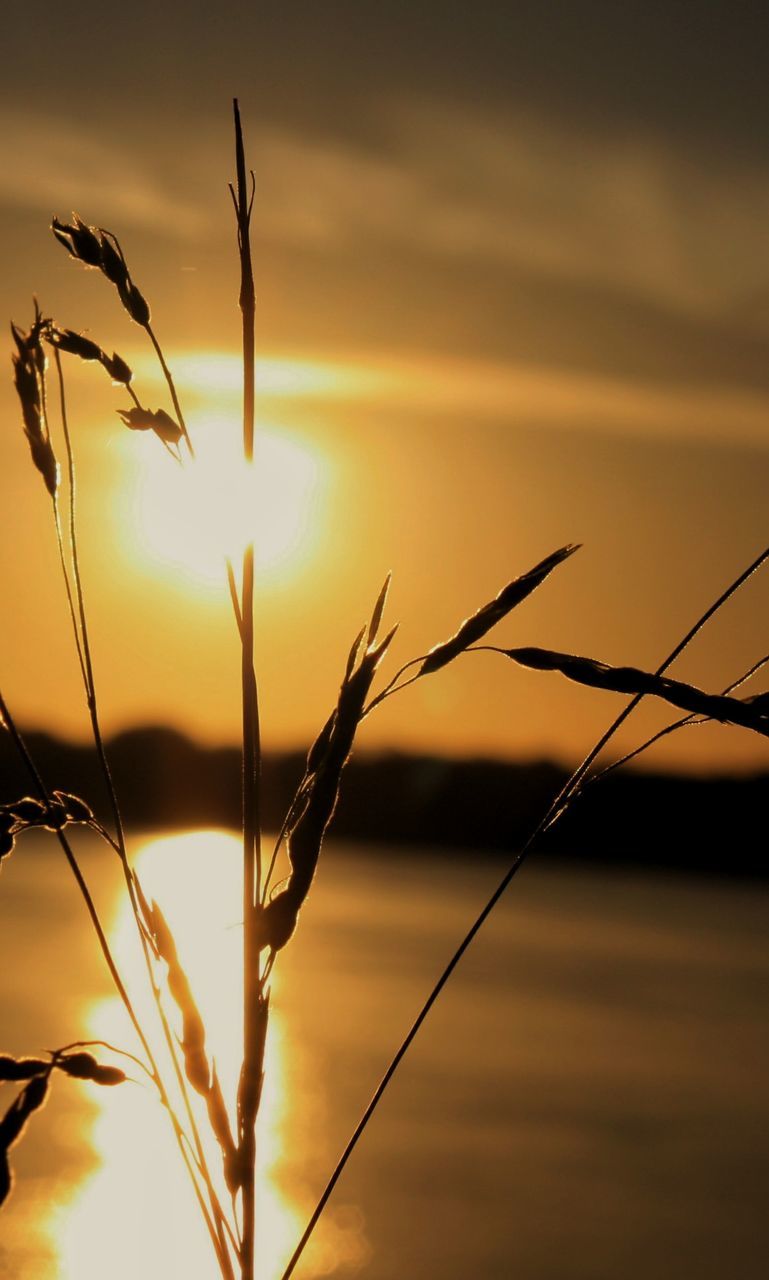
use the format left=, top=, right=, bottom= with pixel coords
left=123, top=416, right=327, bottom=589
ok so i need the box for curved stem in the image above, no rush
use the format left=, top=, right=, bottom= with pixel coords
left=144, top=322, right=195, bottom=459
left=281, top=542, right=769, bottom=1279
left=578, top=650, right=769, bottom=791
left=363, top=656, right=425, bottom=716
left=0, top=687, right=235, bottom=1270
left=52, top=350, right=236, bottom=1276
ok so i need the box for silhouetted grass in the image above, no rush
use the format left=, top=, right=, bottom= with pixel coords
left=2, top=99, right=767, bottom=1279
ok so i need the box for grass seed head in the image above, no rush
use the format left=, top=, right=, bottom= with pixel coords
left=41, top=801, right=69, bottom=831
left=0, top=1073, right=50, bottom=1149
left=8, top=798, right=46, bottom=823
left=52, top=791, right=94, bottom=823
left=100, top=351, right=132, bottom=385
left=97, top=234, right=129, bottom=288
left=10, top=313, right=59, bottom=497
left=55, top=1051, right=126, bottom=1086
left=51, top=215, right=103, bottom=267
left=46, top=326, right=102, bottom=362
left=0, top=1151, right=10, bottom=1208
left=52, top=217, right=152, bottom=327
left=367, top=571, right=392, bottom=645
left=117, top=406, right=182, bottom=446
left=123, top=282, right=151, bottom=327
left=420, top=543, right=580, bottom=676
left=0, top=1056, right=49, bottom=1081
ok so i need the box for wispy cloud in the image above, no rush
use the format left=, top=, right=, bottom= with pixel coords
left=252, top=99, right=769, bottom=326
left=73, top=344, right=769, bottom=451
left=0, top=110, right=212, bottom=238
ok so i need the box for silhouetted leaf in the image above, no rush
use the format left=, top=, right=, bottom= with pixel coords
left=420, top=544, right=579, bottom=675
left=504, top=647, right=769, bottom=738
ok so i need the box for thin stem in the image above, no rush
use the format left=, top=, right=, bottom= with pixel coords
left=0, top=690, right=233, bottom=1263
left=539, top=542, right=769, bottom=830
left=281, top=542, right=769, bottom=1279
left=262, top=774, right=312, bottom=903
left=144, top=322, right=195, bottom=459
left=52, top=351, right=236, bottom=1277
left=232, top=96, right=265, bottom=1280
left=363, top=656, right=425, bottom=716
left=52, top=501, right=89, bottom=690
left=578, top=651, right=769, bottom=790
left=0, top=691, right=145, bottom=1054
left=227, top=558, right=245, bottom=638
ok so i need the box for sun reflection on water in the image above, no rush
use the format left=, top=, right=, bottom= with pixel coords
left=49, top=830, right=367, bottom=1279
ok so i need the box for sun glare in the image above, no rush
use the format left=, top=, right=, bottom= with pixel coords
left=51, top=832, right=367, bottom=1280
left=123, top=417, right=327, bottom=590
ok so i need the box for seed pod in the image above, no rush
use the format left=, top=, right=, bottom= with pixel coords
left=206, top=1067, right=238, bottom=1188
left=55, top=1051, right=124, bottom=1085
left=51, top=216, right=103, bottom=267
left=100, top=352, right=132, bottom=385
left=46, top=327, right=102, bottom=362
left=258, top=894, right=300, bottom=952
left=10, top=323, right=43, bottom=439
left=0, top=1150, right=10, bottom=1208
left=305, top=710, right=336, bottom=775
left=420, top=543, right=580, bottom=676
left=746, top=691, right=769, bottom=714
left=367, top=571, right=392, bottom=645
left=55, top=1051, right=101, bottom=1080
left=117, top=406, right=153, bottom=432
left=89, top=1064, right=126, bottom=1087
left=30, top=436, right=59, bottom=497
left=9, top=798, right=46, bottom=824
left=123, top=283, right=151, bottom=327
left=150, top=902, right=212, bottom=1096
left=52, top=791, right=94, bottom=823
left=42, top=802, right=68, bottom=832
left=116, top=407, right=182, bottom=445
left=343, top=624, right=367, bottom=684
left=504, top=647, right=769, bottom=738
left=0, top=1074, right=50, bottom=1149
left=265, top=621, right=398, bottom=953
left=0, top=1056, right=49, bottom=1081
left=147, top=408, right=181, bottom=444
left=98, top=235, right=129, bottom=289
left=11, top=315, right=60, bottom=498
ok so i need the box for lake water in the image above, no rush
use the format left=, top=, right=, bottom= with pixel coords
left=1, top=830, right=768, bottom=1279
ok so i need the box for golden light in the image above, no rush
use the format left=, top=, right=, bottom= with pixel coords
left=49, top=832, right=368, bottom=1279
left=123, top=418, right=327, bottom=590
left=155, top=353, right=375, bottom=400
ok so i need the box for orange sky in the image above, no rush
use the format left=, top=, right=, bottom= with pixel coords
left=1, top=7, right=768, bottom=774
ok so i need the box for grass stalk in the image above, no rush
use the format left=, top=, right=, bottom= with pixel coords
left=280, top=541, right=769, bottom=1278
left=51, top=350, right=237, bottom=1276
left=0, top=689, right=234, bottom=1270
left=231, top=96, right=265, bottom=1280
left=144, top=322, right=195, bottom=459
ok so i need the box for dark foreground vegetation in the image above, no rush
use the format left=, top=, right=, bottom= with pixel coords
left=1, top=727, right=764, bottom=877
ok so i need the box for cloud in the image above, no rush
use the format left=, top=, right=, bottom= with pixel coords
left=251, top=99, right=769, bottom=329
left=0, top=109, right=213, bottom=239
left=89, top=343, right=769, bottom=452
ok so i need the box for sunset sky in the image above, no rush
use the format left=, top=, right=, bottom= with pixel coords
left=2, top=2, right=768, bottom=771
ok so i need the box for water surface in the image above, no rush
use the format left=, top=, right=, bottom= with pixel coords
left=1, top=830, right=768, bottom=1278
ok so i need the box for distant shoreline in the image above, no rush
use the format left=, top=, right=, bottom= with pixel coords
left=1, top=725, right=766, bottom=878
